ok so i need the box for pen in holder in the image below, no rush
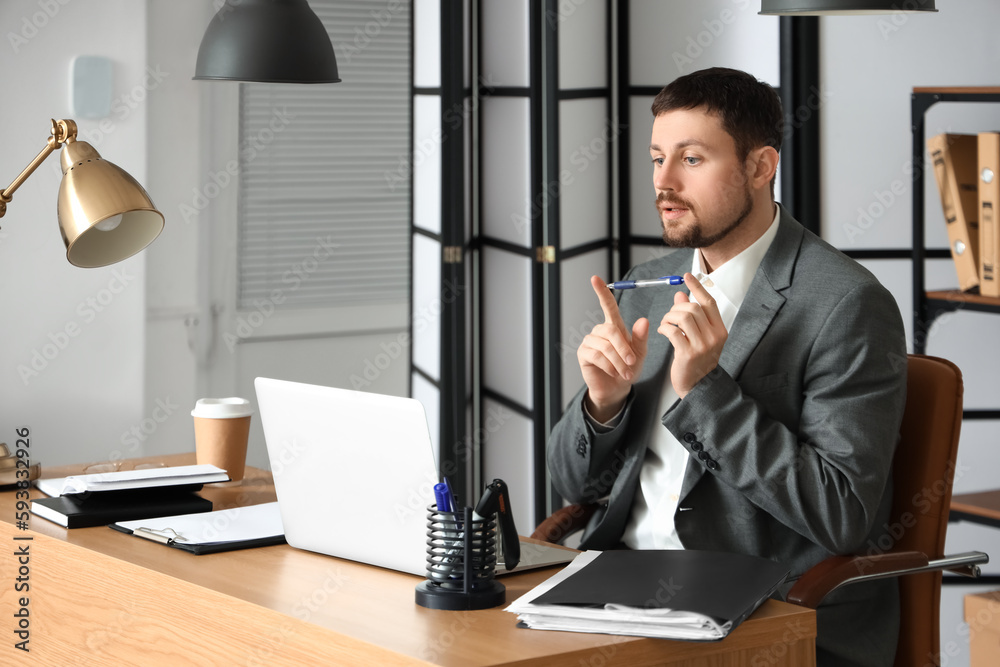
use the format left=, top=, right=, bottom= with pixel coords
left=415, top=504, right=506, bottom=610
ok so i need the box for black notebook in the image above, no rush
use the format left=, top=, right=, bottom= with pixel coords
left=31, top=489, right=213, bottom=529
left=507, top=549, right=790, bottom=641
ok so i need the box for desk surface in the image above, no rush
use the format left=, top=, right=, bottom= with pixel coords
left=1, top=454, right=815, bottom=666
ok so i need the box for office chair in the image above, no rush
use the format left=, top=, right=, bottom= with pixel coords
left=532, top=354, right=988, bottom=667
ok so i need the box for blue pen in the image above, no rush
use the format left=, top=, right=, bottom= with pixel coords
left=432, top=481, right=461, bottom=581
left=606, top=275, right=684, bottom=290
left=433, top=482, right=453, bottom=513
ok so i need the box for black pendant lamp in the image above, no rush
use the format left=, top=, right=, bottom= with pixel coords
left=760, top=0, right=936, bottom=14
left=194, top=0, right=341, bottom=84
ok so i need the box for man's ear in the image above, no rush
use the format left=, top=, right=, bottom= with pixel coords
left=748, top=146, right=779, bottom=189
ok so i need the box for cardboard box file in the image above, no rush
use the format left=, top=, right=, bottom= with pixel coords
left=966, top=589, right=1000, bottom=667
left=978, top=132, right=1000, bottom=297
left=928, top=133, right=980, bottom=292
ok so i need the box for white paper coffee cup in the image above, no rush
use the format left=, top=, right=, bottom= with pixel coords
left=192, top=397, right=253, bottom=482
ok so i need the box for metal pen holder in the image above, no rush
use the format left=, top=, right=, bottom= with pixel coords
left=415, top=504, right=506, bottom=610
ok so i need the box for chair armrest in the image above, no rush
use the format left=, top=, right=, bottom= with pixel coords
left=530, top=503, right=599, bottom=544
left=787, top=550, right=989, bottom=609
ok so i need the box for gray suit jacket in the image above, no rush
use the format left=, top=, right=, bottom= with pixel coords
left=547, top=207, right=907, bottom=667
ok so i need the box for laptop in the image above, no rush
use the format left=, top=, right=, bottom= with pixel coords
left=254, top=377, right=574, bottom=577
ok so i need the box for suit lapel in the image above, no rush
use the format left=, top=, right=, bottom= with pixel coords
left=718, top=207, right=801, bottom=377
left=678, top=207, right=804, bottom=502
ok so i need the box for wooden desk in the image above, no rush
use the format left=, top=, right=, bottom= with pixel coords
left=1, top=454, right=815, bottom=666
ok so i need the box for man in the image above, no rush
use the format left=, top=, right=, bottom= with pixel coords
left=547, top=67, right=907, bottom=667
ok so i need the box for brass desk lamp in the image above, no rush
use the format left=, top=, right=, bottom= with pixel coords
left=0, top=118, right=164, bottom=268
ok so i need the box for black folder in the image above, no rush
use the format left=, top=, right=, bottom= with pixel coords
left=532, top=549, right=789, bottom=635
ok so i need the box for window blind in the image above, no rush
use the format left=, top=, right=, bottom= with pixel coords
left=237, top=0, right=411, bottom=309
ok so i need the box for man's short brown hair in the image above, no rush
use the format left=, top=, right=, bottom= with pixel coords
left=651, top=67, right=784, bottom=165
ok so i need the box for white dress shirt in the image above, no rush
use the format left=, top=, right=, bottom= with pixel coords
left=621, top=205, right=781, bottom=550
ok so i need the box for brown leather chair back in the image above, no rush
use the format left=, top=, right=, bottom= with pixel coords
left=891, top=354, right=964, bottom=667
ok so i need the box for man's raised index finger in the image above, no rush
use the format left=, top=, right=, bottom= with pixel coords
left=590, top=275, right=627, bottom=330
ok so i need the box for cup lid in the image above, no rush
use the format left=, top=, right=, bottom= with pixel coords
left=192, top=397, right=253, bottom=419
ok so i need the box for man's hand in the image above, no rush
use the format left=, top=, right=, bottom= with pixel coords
left=657, top=272, right=727, bottom=398
left=578, top=275, right=650, bottom=422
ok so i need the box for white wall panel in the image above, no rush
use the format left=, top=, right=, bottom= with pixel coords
left=629, top=95, right=659, bottom=238
left=412, top=234, right=442, bottom=380
left=482, top=397, right=535, bottom=536
left=558, top=0, right=608, bottom=90
left=481, top=96, right=533, bottom=246
left=411, top=371, right=441, bottom=466
left=559, top=98, right=612, bottom=248
left=413, top=0, right=441, bottom=88
left=480, top=0, right=530, bottom=87
left=413, top=94, right=443, bottom=235
left=628, top=0, right=779, bottom=86
left=482, top=247, right=533, bottom=408
left=559, top=250, right=609, bottom=409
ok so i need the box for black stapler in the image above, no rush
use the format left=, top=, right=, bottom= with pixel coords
left=474, top=478, right=520, bottom=570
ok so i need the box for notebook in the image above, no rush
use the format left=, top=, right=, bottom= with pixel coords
left=254, top=377, right=574, bottom=577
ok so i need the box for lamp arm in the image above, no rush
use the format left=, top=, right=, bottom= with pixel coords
left=0, top=119, right=78, bottom=218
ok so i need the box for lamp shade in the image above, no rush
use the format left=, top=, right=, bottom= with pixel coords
left=194, top=0, right=341, bottom=84
left=58, top=139, right=165, bottom=268
left=760, top=0, right=936, bottom=13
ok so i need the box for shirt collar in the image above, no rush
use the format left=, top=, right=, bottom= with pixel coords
left=691, top=204, right=781, bottom=311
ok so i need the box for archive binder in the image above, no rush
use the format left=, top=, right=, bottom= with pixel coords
left=979, top=132, right=1000, bottom=297
left=928, top=133, right=980, bottom=292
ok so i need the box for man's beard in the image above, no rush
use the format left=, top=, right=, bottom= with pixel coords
left=657, top=175, right=754, bottom=248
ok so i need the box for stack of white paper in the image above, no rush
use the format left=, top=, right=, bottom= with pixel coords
left=36, top=464, right=229, bottom=496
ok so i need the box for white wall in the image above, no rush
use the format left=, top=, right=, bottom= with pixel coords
left=821, top=2, right=1000, bottom=664
left=0, top=0, right=149, bottom=466
left=141, top=1, right=411, bottom=472
left=140, top=0, right=212, bottom=463
left=0, top=0, right=411, bottom=473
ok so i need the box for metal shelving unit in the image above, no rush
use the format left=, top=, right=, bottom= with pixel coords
left=912, top=87, right=1000, bottom=423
